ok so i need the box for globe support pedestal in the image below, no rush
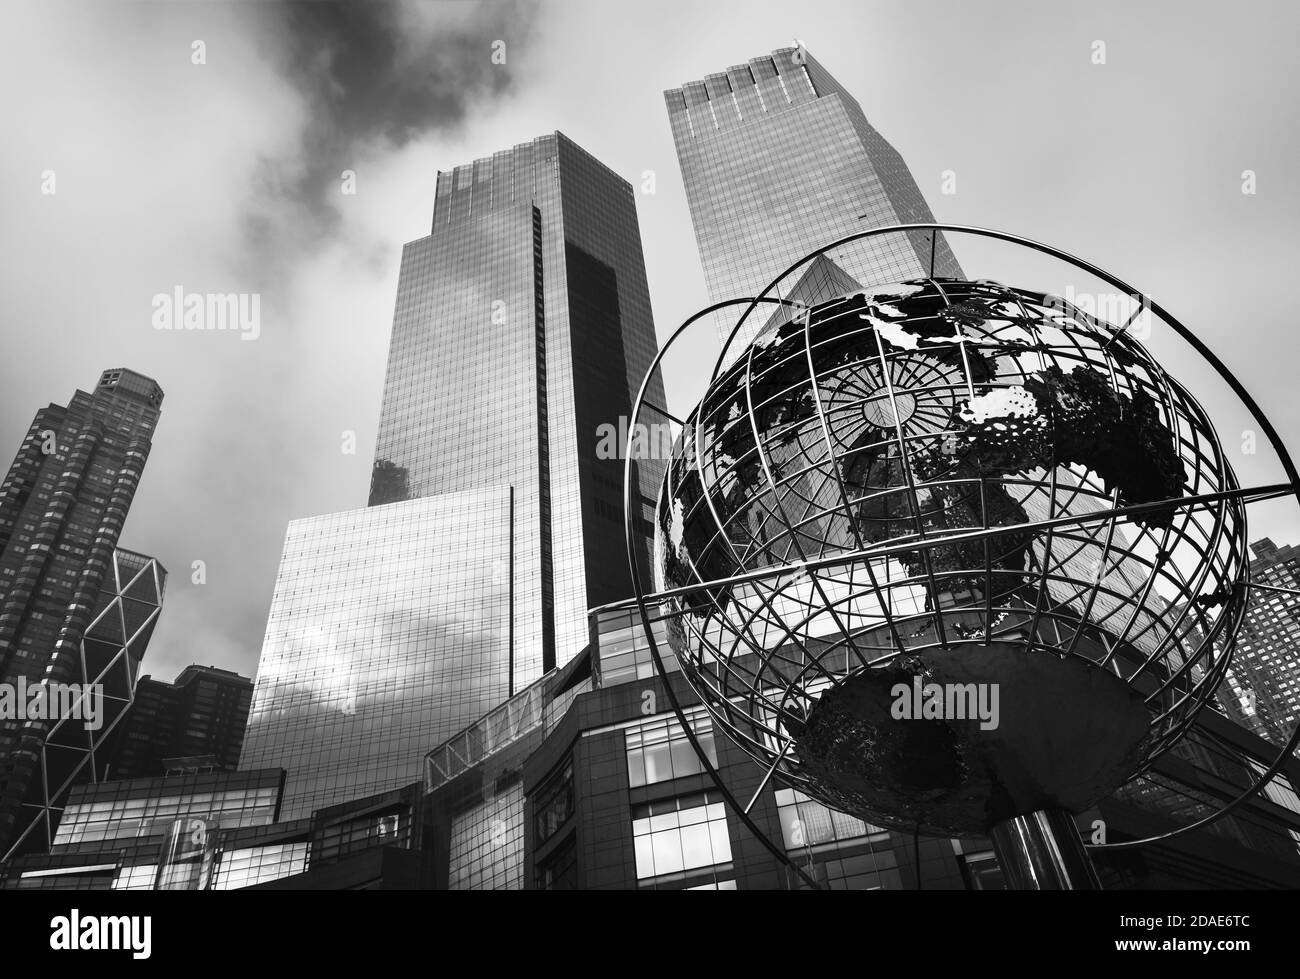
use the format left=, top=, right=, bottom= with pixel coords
left=987, top=809, right=1102, bottom=890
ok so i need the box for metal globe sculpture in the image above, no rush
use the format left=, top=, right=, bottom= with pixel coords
left=650, top=272, right=1250, bottom=842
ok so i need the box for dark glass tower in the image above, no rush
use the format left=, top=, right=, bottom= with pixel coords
left=370, top=131, right=666, bottom=668
left=665, top=45, right=963, bottom=355
left=242, top=133, right=666, bottom=819
left=0, top=369, right=165, bottom=855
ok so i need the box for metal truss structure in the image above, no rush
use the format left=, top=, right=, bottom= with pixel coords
left=3, top=549, right=166, bottom=860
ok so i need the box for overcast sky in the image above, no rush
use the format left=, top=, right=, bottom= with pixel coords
left=2, top=0, right=1298, bottom=684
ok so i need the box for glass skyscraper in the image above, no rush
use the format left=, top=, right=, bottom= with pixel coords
left=370, top=131, right=666, bottom=670
left=1204, top=537, right=1300, bottom=745
left=243, top=133, right=665, bottom=819
left=665, top=45, right=963, bottom=355
left=241, top=489, right=513, bottom=819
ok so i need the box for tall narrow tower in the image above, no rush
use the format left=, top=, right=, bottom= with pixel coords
left=242, top=133, right=667, bottom=819
left=0, top=369, right=165, bottom=854
left=666, top=45, right=963, bottom=355
left=370, top=131, right=666, bottom=670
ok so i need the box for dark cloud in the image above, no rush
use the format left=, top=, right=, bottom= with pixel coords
left=244, top=0, right=538, bottom=265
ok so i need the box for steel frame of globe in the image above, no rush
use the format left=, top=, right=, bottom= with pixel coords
left=622, top=223, right=1300, bottom=869
left=676, top=282, right=1244, bottom=767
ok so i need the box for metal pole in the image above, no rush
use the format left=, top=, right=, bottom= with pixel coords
left=988, top=809, right=1102, bottom=890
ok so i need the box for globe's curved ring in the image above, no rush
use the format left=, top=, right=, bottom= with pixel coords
left=621, top=223, right=1300, bottom=857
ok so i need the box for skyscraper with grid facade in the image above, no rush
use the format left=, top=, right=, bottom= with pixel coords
left=369, top=130, right=666, bottom=671
left=240, top=489, right=517, bottom=818
left=1207, top=538, right=1300, bottom=745
left=242, top=133, right=666, bottom=819
left=0, top=369, right=165, bottom=856
left=665, top=45, right=963, bottom=357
